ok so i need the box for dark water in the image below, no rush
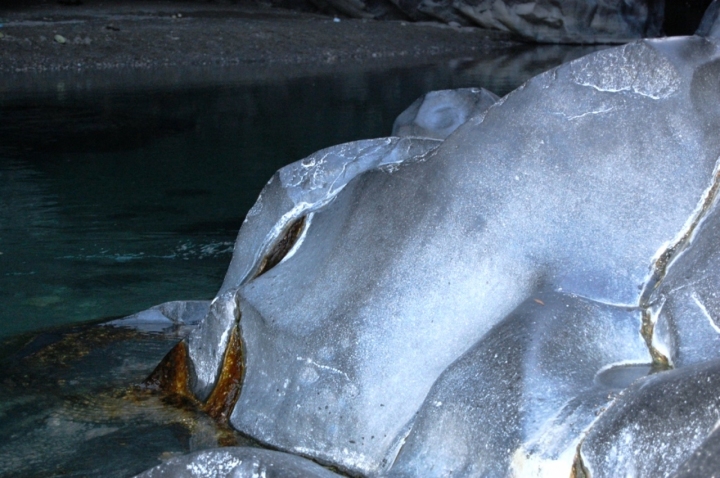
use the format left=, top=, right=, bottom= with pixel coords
left=0, top=46, right=603, bottom=477
left=0, top=46, right=604, bottom=340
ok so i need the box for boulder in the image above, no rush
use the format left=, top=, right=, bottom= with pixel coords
left=454, top=0, right=663, bottom=43
left=144, top=27, right=720, bottom=478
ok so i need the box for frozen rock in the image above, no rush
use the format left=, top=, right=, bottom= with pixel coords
left=579, top=359, right=720, bottom=477
left=387, top=292, right=650, bottom=477
left=391, top=87, right=499, bottom=140
left=108, top=300, right=210, bottom=334
left=647, top=192, right=720, bottom=368
left=133, top=447, right=343, bottom=478
left=218, top=37, right=720, bottom=476
left=144, top=33, right=720, bottom=477
left=697, top=0, right=720, bottom=38
left=454, top=0, right=663, bottom=43
left=189, top=137, right=440, bottom=400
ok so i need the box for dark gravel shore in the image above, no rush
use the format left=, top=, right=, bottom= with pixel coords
left=0, top=1, right=520, bottom=73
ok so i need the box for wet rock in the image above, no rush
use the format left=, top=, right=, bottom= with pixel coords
left=134, top=447, right=343, bottom=478
left=391, top=87, right=499, bottom=139
left=185, top=136, right=441, bottom=401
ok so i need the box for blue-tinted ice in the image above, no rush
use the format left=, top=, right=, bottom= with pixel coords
left=133, top=25, right=720, bottom=478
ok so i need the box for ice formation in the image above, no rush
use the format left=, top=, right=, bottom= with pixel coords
left=132, top=17, right=720, bottom=478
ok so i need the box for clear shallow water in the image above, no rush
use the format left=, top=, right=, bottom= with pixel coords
left=0, top=46, right=603, bottom=340
left=0, top=46, right=604, bottom=477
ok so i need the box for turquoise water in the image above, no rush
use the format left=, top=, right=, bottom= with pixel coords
left=0, top=47, right=600, bottom=340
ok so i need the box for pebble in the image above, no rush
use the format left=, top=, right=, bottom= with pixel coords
left=54, top=34, right=66, bottom=44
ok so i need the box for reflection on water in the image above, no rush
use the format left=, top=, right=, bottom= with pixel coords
left=0, top=44, right=604, bottom=477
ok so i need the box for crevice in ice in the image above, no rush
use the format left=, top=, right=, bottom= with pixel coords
left=296, top=356, right=351, bottom=382
left=254, top=215, right=307, bottom=279
left=551, top=106, right=615, bottom=121
left=571, top=443, right=590, bottom=478
left=691, top=292, right=720, bottom=334
left=202, top=325, right=246, bottom=425
left=638, top=156, right=720, bottom=366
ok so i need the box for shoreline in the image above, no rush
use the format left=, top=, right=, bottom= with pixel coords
left=0, top=1, right=520, bottom=73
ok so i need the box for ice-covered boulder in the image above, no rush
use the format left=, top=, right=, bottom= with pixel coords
left=144, top=33, right=720, bottom=478
left=697, top=0, right=720, bottom=38
left=134, top=447, right=342, bottom=478
left=108, top=300, right=210, bottom=334
left=391, top=87, right=499, bottom=139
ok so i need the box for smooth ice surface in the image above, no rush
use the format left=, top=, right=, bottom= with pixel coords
left=387, top=292, right=649, bottom=477
left=108, top=300, right=210, bottom=334
left=219, top=137, right=441, bottom=294
left=580, top=359, right=720, bottom=477
left=188, top=137, right=440, bottom=399
left=697, top=0, right=720, bottom=38
left=391, top=88, right=499, bottom=139
left=134, top=447, right=342, bottom=478
left=221, top=37, right=720, bottom=476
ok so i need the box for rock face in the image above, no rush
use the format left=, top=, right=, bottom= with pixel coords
left=137, top=23, right=720, bottom=478
left=304, top=0, right=663, bottom=43
left=452, top=0, right=663, bottom=43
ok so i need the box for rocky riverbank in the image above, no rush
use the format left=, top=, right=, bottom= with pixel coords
left=0, top=1, right=518, bottom=73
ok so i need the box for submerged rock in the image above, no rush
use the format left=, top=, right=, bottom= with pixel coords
left=138, top=23, right=720, bottom=478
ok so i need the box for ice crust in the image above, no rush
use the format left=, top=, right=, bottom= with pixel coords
left=135, top=30, right=720, bottom=478
left=391, top=87, right=499, bottom=139
left=109, top=300, right=210, bottom=334
left=133, top=447, right=342, bottom=478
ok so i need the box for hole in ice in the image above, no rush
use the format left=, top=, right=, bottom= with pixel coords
left=255, top=216, right=307, bottom=278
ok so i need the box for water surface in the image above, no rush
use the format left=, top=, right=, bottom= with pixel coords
left=0, top=47, right=600, bottom=339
